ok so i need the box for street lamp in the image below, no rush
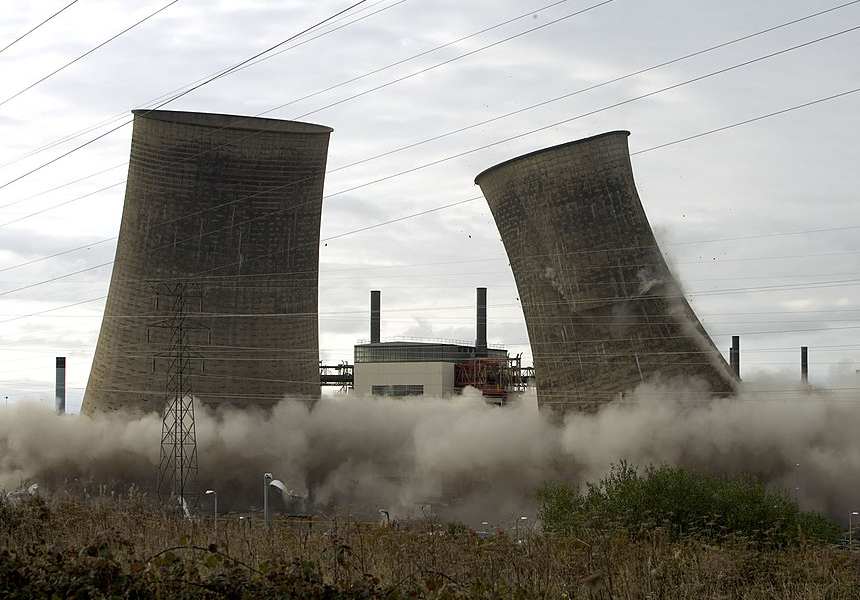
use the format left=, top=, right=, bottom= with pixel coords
left=794, top=462, right=802, bottom=498
left=265, top=474, right=300, bottom=529
left=516, top=516, right=527, bottom=541
left=379, top=509, right=390, bottom=525
left=263, top=473, right=273, bottom=529
left=850, top=511, right=858, bottom=552
left=205, top=490, right=217, bottom=536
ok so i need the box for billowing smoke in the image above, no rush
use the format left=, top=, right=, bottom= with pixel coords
left=1, top=375, right=859, bottom=525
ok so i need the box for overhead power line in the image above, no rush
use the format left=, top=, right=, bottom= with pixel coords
left=0, top=0, right=569, bottom=205
left=3, top=17, right=857, bottom=237
left=632, top=88, right=860, bottom=156
left=0, top=0, right=413, bottom=170
left=1, top=80, right=859, bottom=301
left=1, top=0, right=851, bottom=216
left=0, top=18, right=858, bottom=352
left=0, top=0, right=374, bottom=191
left=0, top=0, right=81, bottom=54
left=6, top=272, right=860, bottom=318
left=0, top=163, right=126, bottom=212
left=0, top=0, right=608, bottom=204
left=162, top=55, right=860, bottom=281
left=0, top=0, right=182, bottom=109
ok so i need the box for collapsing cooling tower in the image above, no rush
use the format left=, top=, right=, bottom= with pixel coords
left=475, top=131, right=737, bottom=414
left=83, top=110, right=332, bottom=414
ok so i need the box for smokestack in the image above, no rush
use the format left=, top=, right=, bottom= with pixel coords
left=476, top=287, right=487, bottom=357
left=370, top=290, right=381, bottom=344
left=55, top=356, right=66, bottom=415
left=730, top=336, right=740, bottom=379
left=801, top=346, right=808, bottom=384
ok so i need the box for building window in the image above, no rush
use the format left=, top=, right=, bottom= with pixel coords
left=371, top=385, right=424, bottom=397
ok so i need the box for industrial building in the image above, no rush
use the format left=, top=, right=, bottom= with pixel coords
left=476, top=131, right=737, bottom=415
left=352, top=289, right=528, bottom=403
left=83, top=110, right=332, bottom=414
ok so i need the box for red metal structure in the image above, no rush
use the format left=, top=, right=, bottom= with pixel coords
left=454, top=355, right=528, bottom=405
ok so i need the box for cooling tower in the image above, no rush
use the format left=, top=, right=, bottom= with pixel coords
left=82, top=110, right=332, bottom=414
left=475, top=131, right=737, bottom=414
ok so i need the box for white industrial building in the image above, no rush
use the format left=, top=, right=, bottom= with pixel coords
left=352, top=289, right=523, bottom=402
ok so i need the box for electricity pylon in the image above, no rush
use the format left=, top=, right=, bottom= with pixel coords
left=148, top=281, right=209, bottom=513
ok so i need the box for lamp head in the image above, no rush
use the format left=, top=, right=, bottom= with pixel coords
left=853, top=512, right=859, bottom=515
left=205, top=489, right=216, bottom=495
left=264, top=472, right=273, bottom=480
left=269, top=479, right=290, bottom=494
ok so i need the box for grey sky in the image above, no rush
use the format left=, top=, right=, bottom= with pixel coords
left=1, top=0, right=858, bottom=412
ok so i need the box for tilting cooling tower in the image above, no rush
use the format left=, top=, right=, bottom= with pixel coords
left=475, top=131, right=737, bottom=414
left=83, top=110, right=332, bottom=414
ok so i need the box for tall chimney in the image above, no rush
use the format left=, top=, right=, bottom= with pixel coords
left=730, top=336, right=740, bottom=379
left=55, top=356, right=66, bottom=415
left=370, top=290, right=381, bottom=344
left=801, top=346, right=808, bottom=384
left=476, top=287, right=487, bottom=357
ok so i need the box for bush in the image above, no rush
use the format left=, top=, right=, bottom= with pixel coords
left=537, top=462, right=839, bottom=545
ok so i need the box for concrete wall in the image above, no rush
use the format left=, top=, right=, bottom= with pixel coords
left=354, top=362, right=456, bottom=396
left=475, top=131, right=737, bottom=415
left=83, top=110, right=332, bottom=414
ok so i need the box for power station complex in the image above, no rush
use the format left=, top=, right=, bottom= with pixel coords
left=83, top=112, right=736, bottom=415
left=82, top=111, right=332, bottom=414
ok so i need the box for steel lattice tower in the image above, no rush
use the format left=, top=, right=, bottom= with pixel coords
left=150, top=282, right=208, bottom=512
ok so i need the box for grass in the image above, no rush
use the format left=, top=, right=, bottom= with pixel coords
left=1, top=489, right=859, bottom=599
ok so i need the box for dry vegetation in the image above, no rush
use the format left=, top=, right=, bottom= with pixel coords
left=2, top=487, right=859, bottom=599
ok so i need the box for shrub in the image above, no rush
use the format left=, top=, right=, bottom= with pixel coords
left=537, top=462, right=839, bottom=545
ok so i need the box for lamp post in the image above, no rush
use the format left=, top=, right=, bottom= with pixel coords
left=263, top=473, right=273, bottom=529
left=794, top=462, right=802, bottom=501
left=379, top=509, right=390, bottom=525
left=850, top=511, right=858, bottom=552
left=516, top=516, right=527, bottom=542
left=264, top=474, right=299, bottom=529
left=205, top=490, right=217, bottom=536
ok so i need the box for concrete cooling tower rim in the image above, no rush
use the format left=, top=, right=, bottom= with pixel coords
left=474, top=130, right=632, bottom=184
left=131, top=109, right=334, bottom=135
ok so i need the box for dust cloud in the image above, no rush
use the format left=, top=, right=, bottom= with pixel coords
left=1, top=376, right=859, bottom=525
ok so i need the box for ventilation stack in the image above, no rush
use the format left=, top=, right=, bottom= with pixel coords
left=730, top=336, right=740, bottom=379
left=476, top=287, right=488, bottom=357
left=55, top=357, right=66, bottom=415
left=801, top=346, right=809, bottom=384
left=370, top=290, right=381, bottom=344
